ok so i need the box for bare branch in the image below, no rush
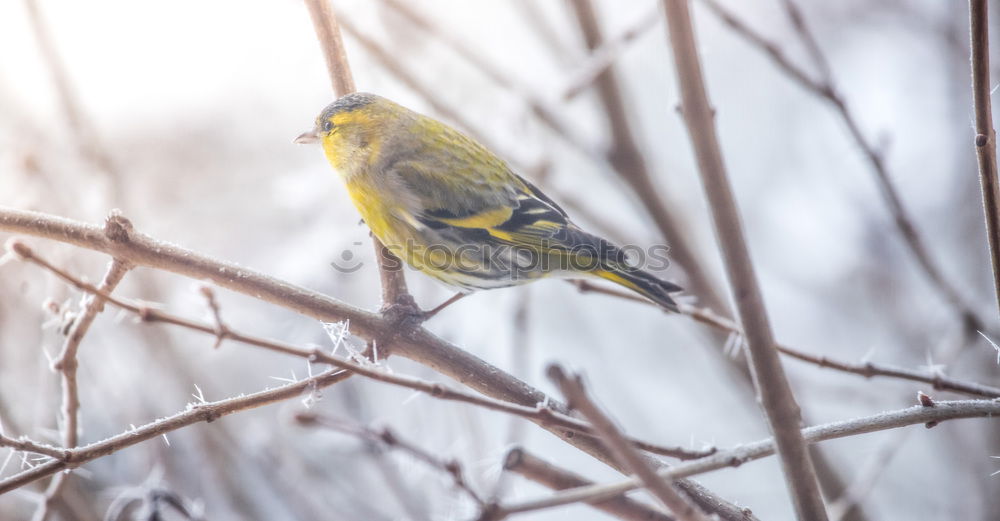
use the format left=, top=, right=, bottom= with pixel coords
left=549, top=365, right=712, bottom=521
left=0, top=435, right=68, bottom=461
left=969, top=0, right=1000, bottom=320
left=497, top=398, right=1000, bottom=516
left=0, top=208, right=383, bottom=335
left=681, top=305, right=1000, bottom=398
left=570, top=283, right=1000, bottom=397
left=0, top=368, right=353, bottom=495
left=32, top=255, right=132, bottom=519
left=661, top=1, right=828, bottom=519
left=504, top=447, right=674, bottom=521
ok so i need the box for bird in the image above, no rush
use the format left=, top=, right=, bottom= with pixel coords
left=295, top=92, right=682, bottom=312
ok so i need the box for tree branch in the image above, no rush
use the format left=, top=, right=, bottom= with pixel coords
left=0, top=368, right=353, bottom=495
left=969, top=0, right=1000, bottom=321
left=661, top=1, right=828, bottom=519
left=496, top=398, right=1000, bottom=516
left=681, top=305, right=1000, bottom=398
left=33, top=256, right=131, bottom=519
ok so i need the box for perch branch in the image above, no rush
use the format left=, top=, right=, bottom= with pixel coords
left=0, top=208, right=749, bottom=521
left=4, top=238, right=714, bottom=463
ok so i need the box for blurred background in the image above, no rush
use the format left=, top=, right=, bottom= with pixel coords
left=1, top=0, right=999, bottom=519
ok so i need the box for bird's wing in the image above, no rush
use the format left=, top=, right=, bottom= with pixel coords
left=388, top=160, right=626, bottom=264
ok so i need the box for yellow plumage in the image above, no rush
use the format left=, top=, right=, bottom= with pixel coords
left=297, top=92, right=682, bottom=311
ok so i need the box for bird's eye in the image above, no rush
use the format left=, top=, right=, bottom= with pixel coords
left=322, top=120, right=334, bottom=132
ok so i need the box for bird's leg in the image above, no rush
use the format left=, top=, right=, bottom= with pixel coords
left=420, top=292, right=468, bottom=322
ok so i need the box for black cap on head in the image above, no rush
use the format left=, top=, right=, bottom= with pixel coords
left=319, top=92, right=381, bottom=122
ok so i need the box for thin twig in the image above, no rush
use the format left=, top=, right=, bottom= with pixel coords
left=0, top=368, right=353, bottom=495
left=574, top=280, right=1000, bottom=398
left=969, top=0, right=1000, bottom=321
left=503, top=447, right=674, bottom=521
left=681, top=305, right=1000, bottom=398
left=0, top=436, right=68, bottom=460
left=701, top=0, right=987, bottom=334
left=549, top=365, right=712, bottom=521
left=495, top=398, right=1000, bottom=516
left=33, top=256, right=131, bottom=520
left=296, top=412, right=486, bottom=507
left=661, top=2, right=828, bottom=519
left=303, top=0, right=410, bottom=308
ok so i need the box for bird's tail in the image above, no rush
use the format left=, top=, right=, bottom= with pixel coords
left=593, top=266, right=682, bottom=312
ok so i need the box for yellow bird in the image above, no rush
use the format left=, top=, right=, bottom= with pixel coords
left=296, top=92, right=681, bottom=312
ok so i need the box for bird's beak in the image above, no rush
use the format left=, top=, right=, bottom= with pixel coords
left=294, top=129, right=320, bottom=145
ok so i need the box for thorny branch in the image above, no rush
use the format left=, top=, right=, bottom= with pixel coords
left=661, top=1, right=828, bottom=519
left=495, top=398, right=1000, bottom=517
left=0, top=201, right=749, bottom=521
left=0, top=368, right=354, bottom=494
left=968, top=0, right=1000, bottom=321
left=690, top=306, right=1000, bottom=398
left=34, top=255, right=131, bottom=520
left=570, top=279, right=1000, bottom=397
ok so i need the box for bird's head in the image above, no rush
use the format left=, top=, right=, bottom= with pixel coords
left=296, top=92, right=406, bottom=174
